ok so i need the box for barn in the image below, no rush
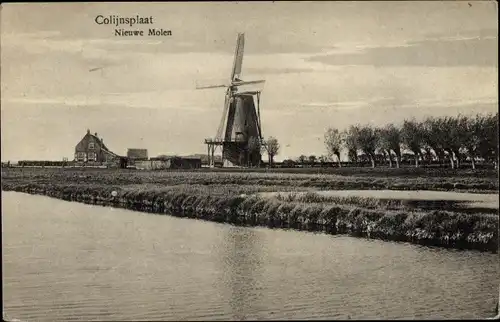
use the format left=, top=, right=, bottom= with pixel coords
left=135, top=156, right=202, bottom=170
left=127, top=148, right=148, bottom=161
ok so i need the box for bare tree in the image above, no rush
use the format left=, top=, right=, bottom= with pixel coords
left=401, top=119, right=424, bottom=168
left=324, top=127, right=343, bottom=167
left=421, top=117, right=446, bottom=167
left=355, top=125, right=378, bottom=168
left=343, top=126, right=360, bottom=164
left=462, top=114, right=487, bottom=169
left=433, top=116, right=467, bottom=169
left=247, top=136, right=262, bottom=167
left=477, top=112, right=499, bottom=168
left=376, top=124, right=402, bottom=168
left=266, top=136, right=280, bottom=167
left=376, top=127, right=392, bottom=167
left=489, top=113, right=499, bottom=169
left=444, top=115, right=468, bottom=169
left=385, top=124, right=402, bottom=168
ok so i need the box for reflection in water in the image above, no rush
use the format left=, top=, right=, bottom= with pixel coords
left=217, top=227, right=264, bottom=320
left=2, top=192, right=499, bottom=321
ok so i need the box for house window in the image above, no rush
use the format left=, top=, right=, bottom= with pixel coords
left=75, top=152, right=86, bottom=161
left=89, top=142, right=95, bottom=149
left=88, top=152, right=97, bottom=161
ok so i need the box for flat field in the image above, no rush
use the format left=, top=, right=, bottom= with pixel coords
left=2, top=166, right=498, bottom=192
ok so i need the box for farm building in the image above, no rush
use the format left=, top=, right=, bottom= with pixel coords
left=127, top=148, right=148, bottom=161
left=74, top=129, right=126, bottom=168
left=168, top=156, right=202, bottom=169
left=135, top=156, right=202, bottom=170
left=134, top=159, right=169, bottom=170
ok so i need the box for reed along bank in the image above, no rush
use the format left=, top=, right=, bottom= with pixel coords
left=2, top=167, right=498, bottom=253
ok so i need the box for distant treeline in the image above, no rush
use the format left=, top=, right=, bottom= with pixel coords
left=323, top=113, right=498, bottom=169
left=271, top=159, right=494, bottom=169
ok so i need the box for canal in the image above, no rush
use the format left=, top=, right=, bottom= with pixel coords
left=2, top=192, right=498, bottom=321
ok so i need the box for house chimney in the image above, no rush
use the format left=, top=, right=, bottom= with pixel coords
left=87, top=129, right=90, bottom=135
left=95, top=132, right=98, bottom=137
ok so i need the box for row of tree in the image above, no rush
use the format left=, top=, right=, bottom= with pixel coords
left=324, top=113, right=498, bottom=169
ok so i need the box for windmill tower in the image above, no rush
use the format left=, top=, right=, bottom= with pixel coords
left=197, top=33, right=266, bottom=167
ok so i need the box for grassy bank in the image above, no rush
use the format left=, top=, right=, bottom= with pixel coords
left=265, top=191, right=498, bottom=214
left=2, top=176, right=498, bottom=253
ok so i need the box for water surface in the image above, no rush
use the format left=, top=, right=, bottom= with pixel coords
left=2, top=192, right=498, bottom=321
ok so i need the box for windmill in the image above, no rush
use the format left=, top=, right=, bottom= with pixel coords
left=197, top=33, right=266, bottom=167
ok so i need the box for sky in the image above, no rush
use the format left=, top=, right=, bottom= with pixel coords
left=1, top=1, right=498, bottom=162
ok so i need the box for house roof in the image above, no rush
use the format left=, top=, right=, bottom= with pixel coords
left=88, top=133, right=111, bottom=152
left=82, top=131, right=123, bottom=158
left=102, top=149, right=121, bottom=158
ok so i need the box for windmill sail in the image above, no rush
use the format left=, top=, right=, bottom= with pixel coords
left=230, top=33, right=245, bottom=81
left=216, top=90, right=232, bottom=140
left=232, top=80, right=265, bottom=87
left=196, top=84, right=228, bottom=90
